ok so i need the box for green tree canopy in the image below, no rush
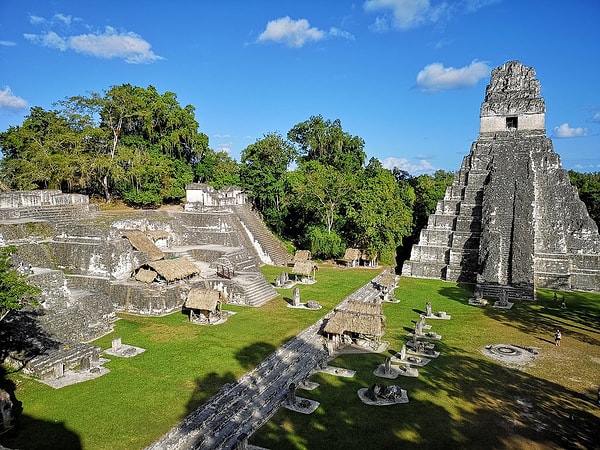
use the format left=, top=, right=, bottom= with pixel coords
left=344, top=158, right=414, bottom=264
left=0, top=246, right=40, bottom=322
left=287, top=115, right=366, bottom=172
left=569, top=170, right=600, bottom=226
left=240, top=133, right=296, bottom=234
left=0, top=85, right=210, bottom=207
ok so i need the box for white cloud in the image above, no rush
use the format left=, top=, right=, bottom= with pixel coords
left=25, top=26, right=163, bottom=64
left=553, top=123, right=589, bottom=138
left=25, top=31, right=68, bottom=50
left=416, top=60, right=490, bottom=92
left=53, top=13, right=72, bottom=25
left=592, top=112, right=600, bottom=123
left=216, top=143, right=233, bottom=154
left=381, top=156, right=435, bottom=174
left=0, top=86, right=28, bottom=110
left=29, top=15, right=46, bottom=25
left=364, top=0, right=445, bottom=30
left=257, top=17, right=325, bottom=48
left=364, top=0, right=497, bottom=31
left=328, top=27, right=355, bottom=41
left=0, top=41, right=16, bottom=47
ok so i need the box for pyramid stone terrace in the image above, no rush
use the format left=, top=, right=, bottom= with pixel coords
left=402, top=61, right=600, bottom=299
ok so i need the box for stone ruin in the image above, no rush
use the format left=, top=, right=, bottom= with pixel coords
left=402, top=61, right=600, bottom=299
left=0, top=186, right=293, bottom=374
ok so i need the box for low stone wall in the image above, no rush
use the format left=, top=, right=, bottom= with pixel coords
left=23, top=342, right=101, bottom=380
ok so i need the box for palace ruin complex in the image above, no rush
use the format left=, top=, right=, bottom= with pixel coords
left=0, top=186, right=292, bottom=373
left=402, top=61, right=600, bottom=299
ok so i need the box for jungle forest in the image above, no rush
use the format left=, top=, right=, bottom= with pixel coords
left=1, top=85, right=598, bottom=265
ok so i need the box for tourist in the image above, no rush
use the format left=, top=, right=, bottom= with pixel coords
left=553, top=292, right=557, bottom=304
left=554, top=329, right=562, bottom=346
left=561, top=296, right=566, bottom=309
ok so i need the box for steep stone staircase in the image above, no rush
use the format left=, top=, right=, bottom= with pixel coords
left=232, top=204, right=292, bottom=267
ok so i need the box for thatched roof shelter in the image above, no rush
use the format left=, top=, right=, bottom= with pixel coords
left=122, top=230, right=165, bottom=261
left=342, top=248, right=361, bottom=262
left=323, top=310, right=385, bottom=338
left=134, top=268, right=158, bottom=283
left=133, top=258, right=200, bottom=283
left=185, top=288, right=226, bottom=311
left=378, top=272, right=397, bottom=290
left=344, top=300, right=383, bottom=316
left=293, top=250, right=311, bottom=262
left=291, top=260, right=318, bottom=278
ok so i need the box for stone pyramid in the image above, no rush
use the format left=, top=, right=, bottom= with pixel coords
left=401, top=61, right=600, bottom=299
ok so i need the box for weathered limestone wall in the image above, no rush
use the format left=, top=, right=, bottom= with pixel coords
left=28, top=269, right=115, bottom=342
left=480, top=114, right=545, bottom=134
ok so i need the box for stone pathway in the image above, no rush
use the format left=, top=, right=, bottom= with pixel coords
left=146, top=271, right=386, bottom=450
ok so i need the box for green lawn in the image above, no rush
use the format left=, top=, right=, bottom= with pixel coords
left=251, top=278, right=600, bottom=450
left=2, top=269, right=599, bottom=450
left=1, top=265, right=378, bottom=450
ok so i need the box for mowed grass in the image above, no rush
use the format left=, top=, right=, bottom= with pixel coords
left=251, top=278, right=600, bottom=450
left=2, top=265, right=378, bottom=450
left=3, top=269, right=599, bottom=450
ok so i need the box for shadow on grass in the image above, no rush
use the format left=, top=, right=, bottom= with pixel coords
left=0, top=311, right=78, bottom=449
left=475, top=291, right=600, bottom=347
left=0, top=367, right=82, bottom=450
left=251, top=347, right=599, bottom=450
left=182, top=341, right=277, bottom=418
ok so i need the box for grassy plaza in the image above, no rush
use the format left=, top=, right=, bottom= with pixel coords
left=3, top=265, right=599, bottom=450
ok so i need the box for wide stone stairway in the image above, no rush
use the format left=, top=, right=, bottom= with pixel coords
left=147, top=271, right=386, bottom=450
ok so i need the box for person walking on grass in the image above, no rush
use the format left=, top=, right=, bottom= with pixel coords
left=554, top=329, right=562, bottom=346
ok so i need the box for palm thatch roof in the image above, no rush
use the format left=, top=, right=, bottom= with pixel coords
left=133, top=258, right=200, bottom=283
left=323, top=310, right=385, bottom=337
left=291, top=260, right=319, bottom=277
left=185, top=288, right=226, bottom=311
left=378, top=272, right=397, bottom=290
left=342, top=248, right=362, bottom=262
left=344, top=300, right=383, bottom=316
left=134, top=268, right=158, bottom=283
left=122, top=230, right=165, bottom=261
left=293, top=250, right=311, bottom=262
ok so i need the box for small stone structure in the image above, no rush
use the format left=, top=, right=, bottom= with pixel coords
left=358, top=383, right=409, bottom=405
left=184, top=184, right=247, bottom=210
left=402, top=61, right=600, bottom=298
left=340, top=248, right=361, bottom=267
left=184, top=288, right=227, bottom=324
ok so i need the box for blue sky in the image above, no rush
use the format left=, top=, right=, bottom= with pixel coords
left=1, top=0, right=598, bottom=174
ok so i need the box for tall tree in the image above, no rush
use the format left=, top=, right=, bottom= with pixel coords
left=0, top=246, right=40, bottom=322
left=345, top=158, right=414, bottom=264
left=287, top=115, right=366, bottom=172
left=194, top=149, right=240, bottom=190
left=240, top=133, right=296, bottom=233
left=0, top=107, right=88, bottom=192
left=569, top=170, right=600, bottom=226
left=289, top=160, right=356, bottom=235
